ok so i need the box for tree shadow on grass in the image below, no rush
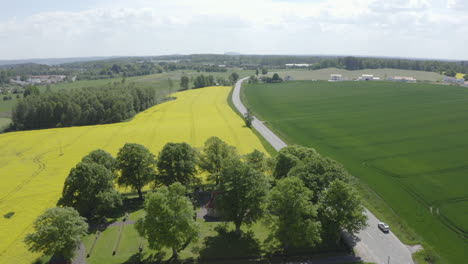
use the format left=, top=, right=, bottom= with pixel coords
left=199, top=225, right=262, bottom=263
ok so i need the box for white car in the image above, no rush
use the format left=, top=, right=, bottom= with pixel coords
left=378, top=222, right=390, bottom=233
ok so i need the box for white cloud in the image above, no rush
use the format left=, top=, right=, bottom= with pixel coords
left=0, top=0, right=466, bottom=60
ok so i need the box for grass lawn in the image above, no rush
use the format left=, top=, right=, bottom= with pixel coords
left=81, top=207, right=350, bottom=264
left=243, top=80, right=468, bottom=264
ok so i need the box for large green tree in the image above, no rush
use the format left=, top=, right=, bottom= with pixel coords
left=81, top=149, right=117, bottom=172
left=244, top=149, right=269, bottom=173
left=199, top=137, right=237, bottom=185
left=217, top=158, right=270, bottom=234
left=267, top=177, right=321, bottom=251
left=273, top=145, right=317, bottom=179
left=136, top=183, right=199, bottom=260
left=229, top=72, right=240, bottom=84
left=156, top=142, right=199, bottom=186
left=288, top=155, right=350, bottom=203
left=180, top=76, right=189, bottom=90
left=319, top=179, right=367, bottom=243
left=24, top=207, right=88, bottom=262
left=117, top=143, right=156, bottom=199
left=57, top=162, right=122, bottom=219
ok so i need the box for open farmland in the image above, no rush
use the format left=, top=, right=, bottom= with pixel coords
left=0, top=86, right=266, bottom=263
left=275, top=68, right=445, bottom=82
left=244, top=80, right=468, bottom=263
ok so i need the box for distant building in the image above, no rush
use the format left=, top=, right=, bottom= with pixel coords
left=444, top=76, right=465, bottom=85
left=329, top=74, right=343, bottom=82
left=285, top=63, right=310, bottom=68
left=358, top=74, right=378, bottom=81
left=388, top=76, right=417, bottom=83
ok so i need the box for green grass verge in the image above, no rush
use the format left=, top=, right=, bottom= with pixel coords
left=243, top=80, right=468, bottom=264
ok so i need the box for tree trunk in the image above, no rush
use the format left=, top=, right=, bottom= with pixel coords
left=235, top=222, right=241, bottom=235
left=172, top=247, right=178, bottom=260
left=138, top=188, right=143, bottom=200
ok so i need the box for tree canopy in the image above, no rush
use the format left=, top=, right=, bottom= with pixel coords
left=199, top=136, right=237, bottom=185
left=24, top=207, right=88, bottom=261
left=273, top=145, right=317, bottom=179
left=11, top=82, right=161, bottom=131
left=217, top=158, right=270, bottom=233
left=117, top=143, right=156, bottom=199
left=288, top=155, right=350, bottom=203
left=319, top=179, right=367, bottom=243
left=136, top=183, right=199, bottom=260
left=81, top=149, right=117, bottom=172
left=156, top=142, right=199, bottom=186
left=267, top=177, right=321, bottom=251
left=57, top=161, right=122, bottom=219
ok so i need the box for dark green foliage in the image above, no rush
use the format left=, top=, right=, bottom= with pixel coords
left=273, top=145, right=317, bottom=179
left=444, top=69, right=456, bottom=77
left=464, top=74, right=468, bottom=81
left=116, top=143, right=156, bottom=199
left=180, top=75, right=190, bottom=90
left=319, top=180, right=367, bottom=243
left=11, top=82, right=159, bottom=130
left=81, top=149, right=117, bottom=172
left=57, top=162, right=122, bottom=219
left=244, top=149, right=269, bottom=173
left=229, top=72, right=239, bottom=84
left=261, top=68, right=268, bottom=75
left=267, top=177, right=321, bottom=250
left=136, top=183, right=199, bottom=259
left=23, top=85, right=40, bottom=97
left=193, top=74, right=215, bottom=89
left=199, top=136, right=237, bottom=185
left=217, top=158, right=270, bottom=233
left=156, top=142, right=199, bottom=186
left=288, top=155, right=350, bottom=202
left=244, top=108, right=254, bottom=128
left=24, top=207, right=88, bottom=261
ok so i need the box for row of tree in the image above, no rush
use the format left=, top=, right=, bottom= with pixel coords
left=24, top=138, right=367, bottom=261
left=10, top=81, right=162, bottom=130
left=180, top=72, right=240, bottom=90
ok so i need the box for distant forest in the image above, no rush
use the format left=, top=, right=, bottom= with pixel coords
left=10, top=81, right=163, bottom=130
left=1, top=54, right=467, bottom=86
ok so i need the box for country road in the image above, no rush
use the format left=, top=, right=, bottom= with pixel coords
left=232, top=77, right=416, bottom=264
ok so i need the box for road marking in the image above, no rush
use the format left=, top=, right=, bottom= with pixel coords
left=365, top=231, right=374, bottom=240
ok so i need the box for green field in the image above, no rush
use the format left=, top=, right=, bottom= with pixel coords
left=274, top=68, right=445, bottom=82
left=244, top=81, right=468, bottom=263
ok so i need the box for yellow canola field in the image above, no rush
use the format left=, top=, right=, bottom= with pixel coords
left=455, top=73, right=465, bottom=79
left=0, top=86, right=267, bottom=263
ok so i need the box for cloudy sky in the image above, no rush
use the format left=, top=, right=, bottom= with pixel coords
left=0, top=0, right=467, bottom=60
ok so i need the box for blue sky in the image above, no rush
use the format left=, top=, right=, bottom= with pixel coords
left=0, top=0, right=466, bottom=60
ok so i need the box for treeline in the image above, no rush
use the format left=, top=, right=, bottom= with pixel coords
left=151, top=54, right=468, bottom=74
left=10, top=81, right=162, bottom=130
left=180, top=72, right=240, bottom=90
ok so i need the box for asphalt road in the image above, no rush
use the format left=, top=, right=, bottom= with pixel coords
left=232, top=78, right=416, bottom=264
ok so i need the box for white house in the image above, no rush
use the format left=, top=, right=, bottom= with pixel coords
left=329, top=74, right=343, bottom=82
left=388, top=76, right=417, bottom=83
left=358, top=74, right=377, bottom=81
left=444, top=77, right=465, bottom=85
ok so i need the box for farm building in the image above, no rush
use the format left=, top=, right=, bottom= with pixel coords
left=388, top=76, right=417, bottom=83
left=285, top=63, right=310, bottom=68
left=329, top=74, right=343, bottom=81
left=358, top=74, right=379, bottom=81
left=444, top=76, right=465, bottom=85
